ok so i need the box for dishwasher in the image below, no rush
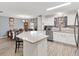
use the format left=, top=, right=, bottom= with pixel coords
left=46, top=27, right=53, bottom=42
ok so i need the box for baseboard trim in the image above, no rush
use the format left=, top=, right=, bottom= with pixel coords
left=0, top=36, right=7, bottom=39
left=47, top=40, right=53, bottom=42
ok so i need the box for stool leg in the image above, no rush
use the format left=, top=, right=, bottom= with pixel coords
left=15, top=41, right=17, bottom=53
left=18, top=42, right=20, bottom=50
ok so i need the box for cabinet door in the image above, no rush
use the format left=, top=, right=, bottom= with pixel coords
left=53, top=32, right=76, bottom=45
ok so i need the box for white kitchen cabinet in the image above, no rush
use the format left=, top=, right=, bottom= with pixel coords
left=53, top=32, right=76, bottom=45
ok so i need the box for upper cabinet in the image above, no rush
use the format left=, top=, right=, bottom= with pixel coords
left=54, top=16, right=67, bottom=27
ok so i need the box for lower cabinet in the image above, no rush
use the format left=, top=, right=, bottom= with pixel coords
left=53, top=32, right=76, bottom=45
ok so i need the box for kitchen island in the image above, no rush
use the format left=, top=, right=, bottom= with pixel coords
left=16, top=31, right=48, bottom=56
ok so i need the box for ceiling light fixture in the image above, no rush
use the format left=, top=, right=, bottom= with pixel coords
left=19, top=15, right=31, bottom=18
left=57, top=12, right=63, bottom=15
left=46, top=2, right=71, bottom=11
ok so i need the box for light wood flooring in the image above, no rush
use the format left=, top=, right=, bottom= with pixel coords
left=0, top=38, right=79, bottom=56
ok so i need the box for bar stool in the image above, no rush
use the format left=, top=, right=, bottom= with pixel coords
left=15, top=31, right=23, bottom=53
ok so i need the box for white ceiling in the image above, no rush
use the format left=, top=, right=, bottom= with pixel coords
left=0, top=2, right=79, bottom=18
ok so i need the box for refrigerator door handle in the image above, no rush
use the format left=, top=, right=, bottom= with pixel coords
left=74, top=12, right=78, bottom=48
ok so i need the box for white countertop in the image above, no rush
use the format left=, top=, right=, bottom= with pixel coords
left=16, top=31, right=48, bottom=43
left=52, top=27, right=76, bottom=34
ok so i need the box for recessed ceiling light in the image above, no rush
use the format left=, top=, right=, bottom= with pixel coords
left=55, top=12, right=64, bottom=16
left=17, top=15, right=32, bottom=19
left=57, top=12, right=63, bottom=15
left=46, top=2, right=71, bottom=11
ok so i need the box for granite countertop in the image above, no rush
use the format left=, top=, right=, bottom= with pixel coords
left=16, top=31, right=48, bottom=43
